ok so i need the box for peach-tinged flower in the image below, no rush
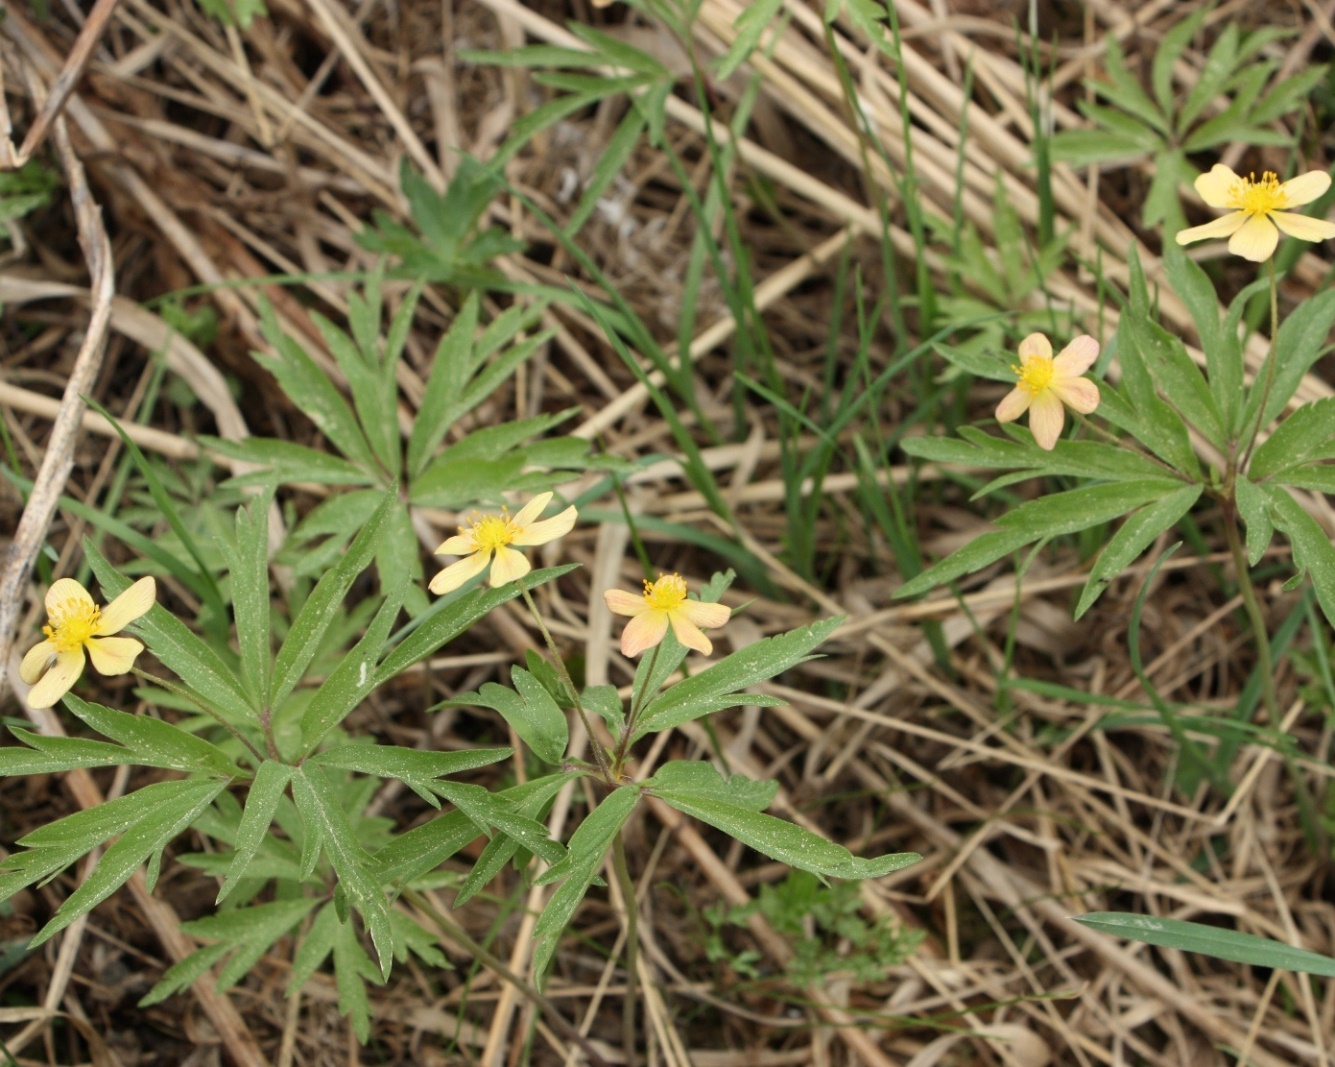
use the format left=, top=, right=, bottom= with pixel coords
left=996, top=333, right=1100, bottom=451
left=429, top=492, right=577, bottom=595
left=604, top=573, right=731, bottom=657
left=1175, top=165, right=1335, bottom=262
left=19, top=577, right=156, bottom=709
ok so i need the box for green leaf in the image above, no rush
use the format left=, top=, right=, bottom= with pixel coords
left=270, top=491, right=397, bottom=712
left=228, top=490, right=273, bottom=707
left=1162, top=240, right=1237, bottom=432
left=408, top=294, right=478, bottom=479
left=377, top=564, right=579, bottom=682
left=253, top=299, right=378, bottom=472
left=332, top=908, right=381, bottom=1043
left=632, top=617, right=839, bottom=742
left=903, top=430, right=1168, bottom=483
left=84, top=541, right=256, bottom=725
left=932, top=342, right=1016, bottom=383
left=298, top=580, right=406, bottom=754
left=142, top=898, right=317, bottom=1005
left=647, top=761, right=777, bottom=811
left=1075, top=912, right=1335, bottom=976
left=1096, top=36, right=1170, bottom=136
left=652, top=783, right=920, bottom=882
left=716, top=0, right=784, bottom=79
left=431, top=781, right=565, bottom=865
left=1047, top=129, right=1151, bottom=168
left=1152, top=7, right=1207, bottom=122
left=582, top=685, right=625, bottom=737
left=1250, top=397, right=1335, bottom=479
left=28, top=778, right=226, bottom=946
left=312, top=309, right=399, bottom=476
left=1235, top=475, right=1274, bottom=567
left=204, top=436, right=377, bottom=489
left=446, top=666, right=568, bottom=765
left=1242, top=289, right=1335, bottom=438
left=311, top=744, right=510, bottom=798
left=290, top=767, right=393, bottom=975
left=1075, top=484, right=1203, bottom=618
left=1266, top=487, right=1335, bottom=629
left=454, top=773, right=574, bottom=905
left=64, top=695, right=239, bottom=776
left=0, top=730, right=138, bottom=776
left=217, top=761, right=294, bottom=903
left=896, top=480, right=1183, bottom=600
left=532, top=786, right=639, bottom=984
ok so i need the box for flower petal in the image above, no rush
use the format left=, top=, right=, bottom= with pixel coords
left=995, top=385, right=1031, bottom=424
left=668, top=611, right=713, bottom=656
left=1228, top=214, right=1280, bottom=262
left=1175, top=211, right=1248, bottom=246
left=97, top=576, right=156, bottom=635
left=678, top=600, right=732, bottom=631
left=86, top=636, right=145, bottom=676
left=1027, top=390, right=1066, bottom=450
left=1051, top=375, right=1100, bottom=415
left=19, top=639, right=58, bottom=684
left=27, top=648, right=85, bottom=709
left=1279, top=170, right=1331, bottom=208
left=510, top=492, right=553, bottom=529
left=512, top=505, right=577, bottom=547
left=603, top=589, right=646, bottom=617
left=436, top=534, right=475, bottom=556
left=1194, top=164, right=1241, bottom=208
left=46, top=578, right=94, bottom=616
left=487, top=546, right=532, bottom=587
left=1017, top=333, right=1051, bottom=361
left=1269, top=211, right=1335, bottom=243
left=621, top=610, right=668, bottom=657
left=1052, top=335, right=1099, bottom=376
left=428, top=550, right=490, bottom=595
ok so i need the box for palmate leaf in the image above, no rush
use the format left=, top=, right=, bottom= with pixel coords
left=896, top=479, right=1183, bottom=601
left=648, top=762, right=919, bottom=882
left=1249, top=397, right=1335, bottom=479
left=1076, top=913, right=1335, bottom=977
left=1265, top=487, right=1335, bottom=630
left=205, top=436, right=377, bottom=489
left=443, top=666, right=568, bottom=765
left=630, top=616, right=840, bottom=743
left=1240, top=289, right=1335, bottom=442
left=140, top=898, right=318, bottom=1006
left=286, top=902, right=382, bottom=1043
left=310, top=744, right=511, bottom=806
left=290, top=766, right=393, bottom=975
left=20, top=778, right=227, bottom=946
left=223, top=489, right=273, bottom=707
left=270, top=491, right=397, bottom=713
left=216, top=760, right=294, bottom=904
left=455, top=772, right=576, bottom=906
left=1235, top=475, right=1275, bottom=566
left=532, top=786, right=639, bottom=984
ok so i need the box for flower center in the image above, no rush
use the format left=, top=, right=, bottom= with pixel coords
left=643, top=573, right=688, bottom=612
left=1011, top=354, right=1055, bottom=396
left=43, top=598, right=101, bottom=652
left=1230, top=171, right=1286, bottom=216
left=464, top=512, right=516, bottom=552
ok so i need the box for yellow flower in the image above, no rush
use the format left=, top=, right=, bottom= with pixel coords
left=429, top=492, right=577, bottom=595
left=19, top=577, right=156, bottom=709
left=1175, top=165, right=1335, bottom=262
left=603, top=573, right=731, bottom=657
left=995, top=333, right=1100, bottom=451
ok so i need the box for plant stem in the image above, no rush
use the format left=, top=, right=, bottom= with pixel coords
left=403, top=888, right=615, bottom=1067
left=611, top=833, right=640, bottom=1067
left=517, top=579, right=614, bottom=784
left=1223, top=509, right=1278, bottom=720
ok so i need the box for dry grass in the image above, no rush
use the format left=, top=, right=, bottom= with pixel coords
left=3, top=0, right=1335, bottom=1064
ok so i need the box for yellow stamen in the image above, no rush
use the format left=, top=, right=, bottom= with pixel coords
left=643, top=573, right=688, bottom=611
left=1230, top=171, right=1286, bottom=216
left=43, top=598, right=101, bottom=652
left=462, top=510, right=516, bottom=552
left=1011, top=355, right=1055, bottom=396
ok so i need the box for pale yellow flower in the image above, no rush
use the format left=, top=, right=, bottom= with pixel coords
left=429, top=492, right=577, bottom=595
left=995, top=333, right=1100, bottom=451
left=603, top=573, right=731, bottom=657
left=1175, top=165, right=1335, bottom=262
left=19, top=577, right=156, bottom=709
